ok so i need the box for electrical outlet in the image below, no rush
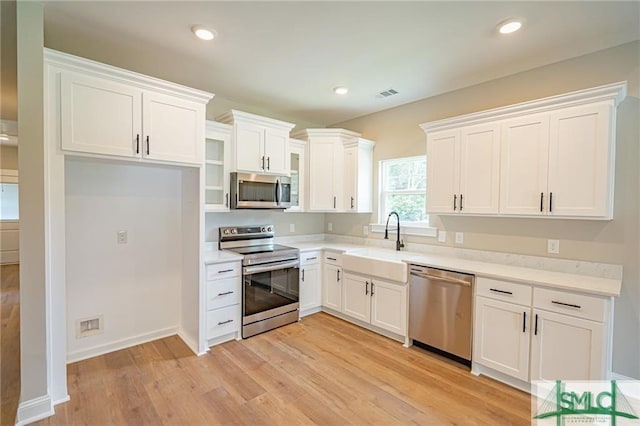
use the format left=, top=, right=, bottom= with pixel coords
left=289, top=223, right=295, bottom=233
left=327, top=222, right=333, bottom=232
left=117, top=230, right=128, bottom=244
left=547, top=239, right=560, bottom=254
left=438, top=230, right=446, bottom=243
left=455, top=232, right=464, bottom=244
left=363, top=225, right=369, bottom=236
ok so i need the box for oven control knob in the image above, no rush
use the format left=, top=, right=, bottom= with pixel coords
left=261, top=226, right=267, bottom=232
left=267, top=226, right=273, bottom=232
left=230, top=229, right=237, bottom=234
left=222, top=229, right=229, bottom=235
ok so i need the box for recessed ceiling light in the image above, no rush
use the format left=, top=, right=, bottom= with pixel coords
left=333, top=86, right=348, bottom=95
left=191, top=25, right=216, bottom=41
left=497, top=19, right=523, bottom=35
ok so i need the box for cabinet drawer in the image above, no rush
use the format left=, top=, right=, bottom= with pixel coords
left=206, top=261, right=240, bottom=280
left=534, top=287, right=607, bottom=322
left=206, top=277, right=240, bottom=310
left=476, top=277, right=532, bottom=306
left=300, top=251, right=321, bottom=265
left=324, top=252, right=342, bottom=266
left=207, top=304, right=240, bottom=339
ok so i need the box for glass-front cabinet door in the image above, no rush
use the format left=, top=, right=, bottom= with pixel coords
left=288, top=138, right=306, bottom=212
left=205, top=121, right=232, bottom=211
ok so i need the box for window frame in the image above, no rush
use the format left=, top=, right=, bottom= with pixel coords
left=373, top=155, right=437, bottom=238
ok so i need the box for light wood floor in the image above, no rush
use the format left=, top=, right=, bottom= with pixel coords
left=1, top=264, right=20, bottom=426
left=37, top=313, right=531, bottom=425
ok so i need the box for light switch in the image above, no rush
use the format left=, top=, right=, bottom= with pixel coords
left=327, top=222, right=333, bottom=232
left=547, top=239, right=560, bottom=254
left=455, top=232, right=464, bottom=244
left=289, top=223, right=295, bottom=233
left=363, top=225, right=369, bottom=236
left=117, top=230, right=128, bottom=244
left=438, top=230, right=446, bottom=243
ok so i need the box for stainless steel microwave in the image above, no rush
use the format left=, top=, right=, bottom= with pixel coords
left=230, top=172, right=291, bottom=209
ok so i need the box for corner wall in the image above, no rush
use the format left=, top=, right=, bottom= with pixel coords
left=16, top=1, right=52, bottom=423
left=330, top=41, right=640, bottom=378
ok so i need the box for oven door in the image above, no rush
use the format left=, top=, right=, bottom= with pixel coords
left=242, top=260, right=299, bottom=325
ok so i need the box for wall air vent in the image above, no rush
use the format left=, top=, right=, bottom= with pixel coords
left=377, top=88, right=399, bottom=98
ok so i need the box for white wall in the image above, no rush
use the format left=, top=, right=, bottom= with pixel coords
left=17, top=2, right=51, bottom=423
left=64, top=158, right=183, bottom=362
left=205, top=210, right=325, bottom=242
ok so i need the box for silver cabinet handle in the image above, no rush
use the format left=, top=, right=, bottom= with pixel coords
left=267, top=157, right=270, bottom=170
left=371, top=281, right=375, bottom=296
left=337, top=269, right=340, bottom=282
left=217, top=319, right=233, bottom=326
left=327, top=257, right=337, bottom=261
left=217, top=291, right=234, bottom=296
left=365, top=281, right=369, bottom=295
left=218, top=269, right=234, bottom=274
left=305, top=256, right=317, bottom=261
left=350, top=196, right=354, bottom=209
left=301, top=269, right=305, bottom=282
left=225, top=193, right=229, bottom=208
left=490, top=288, right=513, bottom=295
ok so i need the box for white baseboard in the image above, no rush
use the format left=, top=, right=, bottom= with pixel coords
left=66, top=326, right=178, bottom=363
left=16, top=395, right=54, bottom=426
left=176, top=329, right=199, bottom=355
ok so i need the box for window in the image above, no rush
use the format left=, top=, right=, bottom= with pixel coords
left=0, top=183, right=19, bottom=220
left=379, top=156, right=427, bottom=224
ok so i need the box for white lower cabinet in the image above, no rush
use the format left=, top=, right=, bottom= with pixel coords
left=473, top=277, right=612, bottom=385
left=342, top=272, right=407, bottom=336
left=205, top=261, right=241, bottom=345
left=322, top=253, right=343, bottom=312
left=474, top=297, right=530, bottom=381
left=299, top=251, right=322, bottom=317
left=530, top=309, right=604, bottom=381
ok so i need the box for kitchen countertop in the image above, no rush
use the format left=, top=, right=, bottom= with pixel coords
left=203, top=241, right=621, bottom=297
left=204, top=250, right=243, bottom=264
left=403, top=253, right=621, bottom=297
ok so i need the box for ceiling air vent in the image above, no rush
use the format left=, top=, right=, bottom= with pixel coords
left=377, top=88, right=399, bottom=98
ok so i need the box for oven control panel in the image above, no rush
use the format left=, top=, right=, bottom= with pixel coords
left=219, top=225, right=274, bottom=240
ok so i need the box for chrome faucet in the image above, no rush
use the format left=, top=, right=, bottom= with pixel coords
left=384, top=211, right=404, bottom=251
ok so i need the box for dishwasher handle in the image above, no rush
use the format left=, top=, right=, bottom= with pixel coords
left=410, top=270, right=472, bottom=287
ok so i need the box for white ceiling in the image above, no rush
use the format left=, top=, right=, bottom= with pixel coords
left=33, top=1, right=640, bottom=126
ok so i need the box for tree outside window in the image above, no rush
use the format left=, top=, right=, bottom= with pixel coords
left=379, top=156, right=427, bottom=224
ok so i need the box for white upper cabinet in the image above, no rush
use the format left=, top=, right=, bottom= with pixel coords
left=288, top=139, right=306, bottom=212
left=204, top=121, right=232, bottom=212
left=459, top=123, right=501, bottom=214
left=343, top=139, right=375, bottom=213
left=547, top=103, right=612, bottom=217
left=426, top=129, right=459, bottom=213
left=422, top=82, right=626, bottom=219
left=52, top=49, right=212, bottom=165
left=216, top=110, right=295, bottom=175
left=426, top=123, right=499, bottom=214
left=61, top=72, right=142, bottom=158
left=142, top=91, right=204, bottom=164
left=500, top=114, right=550, bottom=215
left=293, top=129, right=375, bottom=213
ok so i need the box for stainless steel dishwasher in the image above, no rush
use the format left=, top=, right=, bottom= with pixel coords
left=409, top=265, right=474, bottom=365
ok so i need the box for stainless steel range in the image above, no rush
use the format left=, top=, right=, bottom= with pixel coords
left=219, top=225, right=300, bottom=338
